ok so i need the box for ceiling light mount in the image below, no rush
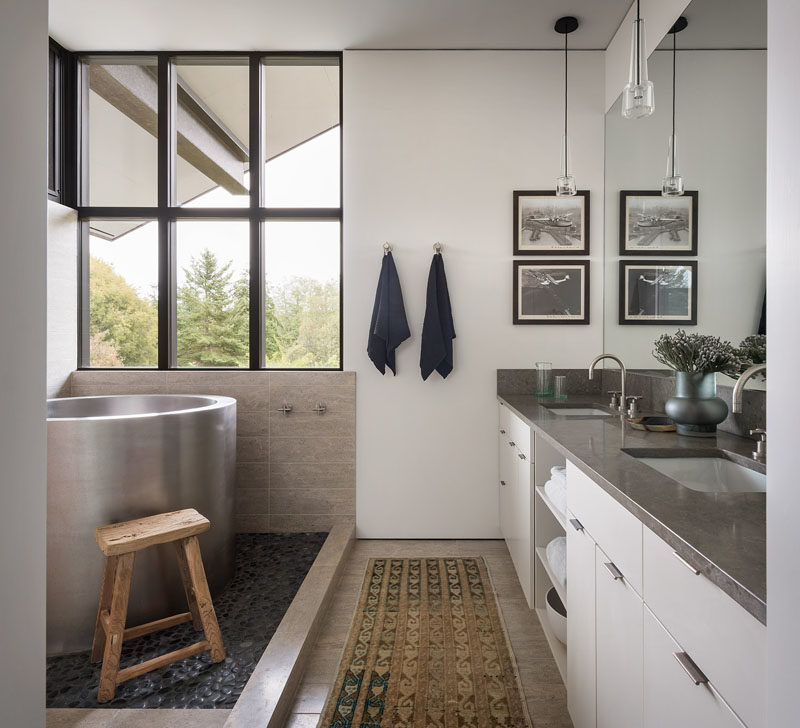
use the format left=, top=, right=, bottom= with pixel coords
left=554, top=16, right=579, bottom=35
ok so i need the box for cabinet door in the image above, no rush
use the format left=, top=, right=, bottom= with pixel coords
left=566, top=512, right=596, bottom=728
left=643, top=607, right=745, bottom=728
left=499, top=435, right=516, bottom=542
left=510, top=448, right=532, bottom=604
left=596, top=546, right=643, bottom=728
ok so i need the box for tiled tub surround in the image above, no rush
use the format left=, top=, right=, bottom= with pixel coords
left=497, top=368, right=766, bottom=439
left=67, top=371, right=356, bottom=533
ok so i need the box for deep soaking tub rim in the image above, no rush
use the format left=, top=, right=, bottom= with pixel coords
left=46, top=394, right=237, bottom=422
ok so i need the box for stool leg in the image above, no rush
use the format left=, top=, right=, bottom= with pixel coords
left=91, top=556, right=118, bottom=663
left=173, top=540, right=203, bottom=631
left=97, top=552, right=135, bottom=703
left=180, top=536, right=225, bottom=663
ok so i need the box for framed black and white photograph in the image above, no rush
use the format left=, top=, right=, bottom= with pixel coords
left=619, top=260, right=697, bottom=325
left=619, top=191, right=698, bottom=255
left=513, top=190, right=590, bottom=255
left=513, top=260, right=590, bottom=325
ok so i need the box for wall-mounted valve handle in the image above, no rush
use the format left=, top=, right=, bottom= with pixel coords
left=313, top=402, right=327, bottom=415
left=277, top=404, right=293, bottom=415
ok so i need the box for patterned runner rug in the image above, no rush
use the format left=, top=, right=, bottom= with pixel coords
left=319, top=557, right=531, bottom=727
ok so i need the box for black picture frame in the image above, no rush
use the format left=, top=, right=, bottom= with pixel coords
left=513, top=260, right=590, bottom=325
left=619, top=260, right=698, bottom=325
left=619, top=190, right=698, bottom=256
left=513, top=190, right=590, bottom=256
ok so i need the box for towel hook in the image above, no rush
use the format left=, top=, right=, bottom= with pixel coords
left=383, top=242, right=392, bottom=255
left=433, top=242, right=443, bottom=253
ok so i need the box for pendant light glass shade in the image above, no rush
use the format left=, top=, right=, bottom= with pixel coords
left=622, top=15, right=655, bottom=119
left=556, top=135, right=576, bottom=197
left=662, top=134, right=684, bottom=196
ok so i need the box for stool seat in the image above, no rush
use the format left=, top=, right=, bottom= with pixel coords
left=90, top=508, right=225, bottom=702
left=95, top=508, right=210, bottom=556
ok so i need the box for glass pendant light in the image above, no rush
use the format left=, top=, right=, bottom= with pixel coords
left=662, top=17, right=687, bottom=196
left=555, top=16, right=578, bottom=197
left=622, top=0, right=655, bottom=119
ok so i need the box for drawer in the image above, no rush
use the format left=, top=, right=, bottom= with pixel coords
left=644, top=606, right=745, bottom=728
left=643, top=527, right=765, bottom=728
left=509, top=411, right=531, bottom=460
left=567, top=460, right=643, bottom=594
left=498, top=401, right=511, bottom=436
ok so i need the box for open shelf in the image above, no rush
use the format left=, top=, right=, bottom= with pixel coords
left=534, top=606, right=567, bottom=683
left=535, top=546, right=566, bottom=606
left=534, top=485, right=566, bottom=530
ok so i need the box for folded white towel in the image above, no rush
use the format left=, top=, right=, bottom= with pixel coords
left=546, top=536, right=567, bottom=590
left=544, top=478, right=567, bottom=517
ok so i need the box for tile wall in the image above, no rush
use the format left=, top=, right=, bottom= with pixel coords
left=67, top=371, right=356, bottom=533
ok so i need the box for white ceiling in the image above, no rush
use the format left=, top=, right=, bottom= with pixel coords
left=655, top=0, right=766, bottom=50
left=49, top=0, right=634, bottom=51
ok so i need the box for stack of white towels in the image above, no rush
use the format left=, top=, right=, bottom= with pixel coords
left=543, top=465, right=567, bottom=518
left=544, top=466, right=568, bottom=590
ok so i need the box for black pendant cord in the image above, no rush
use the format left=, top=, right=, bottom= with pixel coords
left=564, top=31, right=569, bottom=177
left=671, top=31, right=677, bottom=177
left=635, top=0, right=641, bottom=87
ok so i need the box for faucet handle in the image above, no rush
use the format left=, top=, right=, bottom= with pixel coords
left=626, top=395, right=644, bottom=419
left=749, top=429, right=767, bottom=462
left=607, top=390, right=621, bottom=408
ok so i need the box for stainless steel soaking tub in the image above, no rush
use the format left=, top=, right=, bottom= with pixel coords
left=46, top=394, right=236, bottom=655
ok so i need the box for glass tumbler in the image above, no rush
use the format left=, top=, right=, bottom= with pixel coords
left=535, top=362, right=553, bottom=397
left=554, top=375, right=567, bottom=400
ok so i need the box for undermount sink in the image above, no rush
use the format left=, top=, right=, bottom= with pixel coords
left=546, top=406, right=613, bottom=417
left=631, top=454, right=766, bottom=494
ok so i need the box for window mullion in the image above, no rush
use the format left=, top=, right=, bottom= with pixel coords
left=249, top=55, right=264, bottom=370
left=157, top=54, right=175, bottom=369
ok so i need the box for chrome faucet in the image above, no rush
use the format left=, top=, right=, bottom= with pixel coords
left=732, top=363, right=766, bottom=413
left=589, top=354, right=627, bottom=415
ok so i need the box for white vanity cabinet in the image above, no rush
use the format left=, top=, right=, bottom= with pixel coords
left=497, top=402, right=532, bottom=604
left=595, top=545, right=643, bottom=728
left=643, top=607, right=745, bottom=728
left=566, top=513, right=596, bottom=728
left=564, top=460, right=766, bottom=728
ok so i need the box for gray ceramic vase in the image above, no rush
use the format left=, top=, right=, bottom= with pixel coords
left=665, top=372, right=728, bottom=437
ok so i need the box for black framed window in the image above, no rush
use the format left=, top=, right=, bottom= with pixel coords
left=76, top=52, right=342, bottom=370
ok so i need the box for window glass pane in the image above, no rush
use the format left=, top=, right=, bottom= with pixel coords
left=264, top=221, right=340, bottom=368
left=174, top=59, right=250, bottom=207
left=176, top=220, right=250, bottom=367
left=86, top=58, right=158, bottom=206
left=88, top=220, right=158, bottom=367
left=48, top=48, right=56, bottom=193
left=263, top=62, right=340, bottom=207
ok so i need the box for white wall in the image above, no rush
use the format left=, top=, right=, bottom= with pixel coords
left=0, top=1, right=48, bottom=725
left=344, top=51, right=605, bottom=538
left=766, top=0, right=800, bottom=723
left=604, top=50, right=766, bottom=367
left=47, top=201, right=78, bottom=398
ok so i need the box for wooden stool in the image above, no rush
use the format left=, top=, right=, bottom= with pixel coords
left=90, top=508, right=226, bottom=702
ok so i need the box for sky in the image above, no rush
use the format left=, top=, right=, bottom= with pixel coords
left=90, top=128, right=341, bottom=297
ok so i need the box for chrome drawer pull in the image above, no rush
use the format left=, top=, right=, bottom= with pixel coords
left=500, top=429, right=506, bottom=434
left=569, top=518, right=584, bottom=532
left=673, top=651, right=709, bottom=685
left=518, top=453, right=526, bottom=460
left=672, top=551, right=701, bottom=575
left=508, top=441, right=516, bottom=447
left=500, top=480, right=507, bottom=486
left=603, top=562, right=624, bottom=581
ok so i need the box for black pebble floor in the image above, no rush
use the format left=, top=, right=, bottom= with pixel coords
left=46, top=532, right=328, bottom=709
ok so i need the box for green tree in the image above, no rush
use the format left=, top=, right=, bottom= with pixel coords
left=177, top=249, right=248, bottom=367
left=89, top=257, right=157, bottom=366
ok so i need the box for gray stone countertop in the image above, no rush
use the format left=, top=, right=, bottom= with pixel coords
left=498, top=393, right=766, bottom=625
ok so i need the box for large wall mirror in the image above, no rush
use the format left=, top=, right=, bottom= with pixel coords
left=603, top=0, right=766, bottom=388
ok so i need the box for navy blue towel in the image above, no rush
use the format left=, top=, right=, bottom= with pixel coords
left=367, top=252, right=410, bottom=375
left=420, top=253, right=456, bottom=380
